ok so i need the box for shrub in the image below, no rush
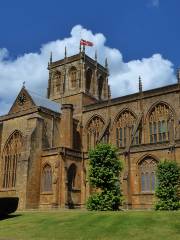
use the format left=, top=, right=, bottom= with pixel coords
left=87, top=144, right=123, bottom=211
left=87, top=189, right=121, bottom=211
left=155, top=160, right=180, bottom=210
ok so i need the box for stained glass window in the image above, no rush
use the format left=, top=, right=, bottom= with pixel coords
left=149, top=104, right=172, bottom=143
left=87, top=116, right=105, bottom=150
left=2, top=131, right=22, bottom=189
left=115, top=110, right=140, bottom=147
left=139, top=157, right=157, bottom=192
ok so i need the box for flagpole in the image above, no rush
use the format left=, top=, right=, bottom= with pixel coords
left=79, top=41, right=81, bottom=53
left=82, top=44, right=85, bottom=63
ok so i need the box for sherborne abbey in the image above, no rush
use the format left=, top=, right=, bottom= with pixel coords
left=0, top=47, right=180, bottom=210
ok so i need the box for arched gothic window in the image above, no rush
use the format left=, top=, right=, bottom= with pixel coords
left=86, top=68, right=93, bottom=93
left=69, top=66, right=77, bottom=88
left=42, top=164, right=52, bottom=192
left=139, top=157, right=157, bottom=192
left=115, top=110, right=140, bottom=147
left=87, top=116, right=105, bottom=150
left=54, top=71, right=62, bottom=93
left=2, top=130, right=23, bottom=189
left=149, top=103, right=173, bottom=143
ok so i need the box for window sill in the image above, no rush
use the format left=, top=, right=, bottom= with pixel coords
left=118, top=144, right=141, bottom=149
left=133, top=192, right=154, bottom=196
left=40, top=192, right=53, bottom=195
left=0, top=188, right=16, bottom=192
left=150, top=140, right=169, bottom=144
left=141, top=192, right=154, bottom=195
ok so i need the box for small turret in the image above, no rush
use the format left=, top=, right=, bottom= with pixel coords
left=139, top=76, right=143, bottom=92
left=105, top=57, right=109, bottom=74
left=50, top=52, right=52, bottom=64
left=177, top=68, right=180, bottom=84
left=64, top=46, right=67, bottom=59
left=48, top=52, right=52, bottom=68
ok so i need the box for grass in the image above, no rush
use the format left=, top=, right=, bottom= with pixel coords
left=0, top=210, right=180, bottom=240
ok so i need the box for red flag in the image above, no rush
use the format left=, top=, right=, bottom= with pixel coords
left=80, top=39, right=93, bottom=46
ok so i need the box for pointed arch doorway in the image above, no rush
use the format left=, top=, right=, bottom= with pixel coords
left=67, top=163, right=81, bottom=209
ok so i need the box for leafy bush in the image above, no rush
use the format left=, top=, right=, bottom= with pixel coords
left=87, top=189, right=121, bottom=211
left=87, top=144, right=123, bottom=211
left=155, top=160, right=180, bottom=210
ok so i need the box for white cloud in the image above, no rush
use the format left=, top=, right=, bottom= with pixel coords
left=0, top=48, right=9, bottom=61
left=0, top=25, right=176, bottom=115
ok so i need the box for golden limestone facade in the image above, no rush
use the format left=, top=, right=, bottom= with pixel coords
left=0, top=50, right=180, bottom=209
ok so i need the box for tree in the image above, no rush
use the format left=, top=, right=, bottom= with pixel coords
left=87, top=144, right=123, bottom=211
left=155, top=160, right=180, bottom=210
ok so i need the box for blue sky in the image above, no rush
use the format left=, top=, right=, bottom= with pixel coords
left=0, top=0, right=179, bottom=114
left=0, top=0, right=179, bottom=67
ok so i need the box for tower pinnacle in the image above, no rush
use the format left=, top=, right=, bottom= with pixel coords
left=65, top=46, right=67, bottom=58
left=177, top=68, right=180, bottom=84
left=50, top=52, right=52, bottom=64
left=139, top=76, right=142, bottom=92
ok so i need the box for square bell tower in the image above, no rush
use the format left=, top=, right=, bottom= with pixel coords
left=47, top=48, right=110, bottom=116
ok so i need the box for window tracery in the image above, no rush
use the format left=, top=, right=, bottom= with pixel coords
left=149, top=103, right=173, bottom=143
left=115, top=110, right=140, bottom=147
left=87, top=116, right=105, bottom=150
left=2, top=131, right=22, bottom=189
left=139, top=157, right=157, bottom=192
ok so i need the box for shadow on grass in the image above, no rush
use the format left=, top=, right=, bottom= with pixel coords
left=0, top=214, right=22, bottom=221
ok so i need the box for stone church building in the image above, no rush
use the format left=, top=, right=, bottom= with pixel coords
left=0, top=48, right=180, bottom=210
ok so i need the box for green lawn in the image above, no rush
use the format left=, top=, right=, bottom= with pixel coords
left=0, top=210, right=180, bottom=240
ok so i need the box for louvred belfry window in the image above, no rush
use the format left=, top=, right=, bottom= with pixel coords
left=86, top=68, right=93, bottom=93
left=2, top=131, right=23, bottom=189
left=69, top=66, right=77, bottom=88
left=54, top=71, right=62, bottom=93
